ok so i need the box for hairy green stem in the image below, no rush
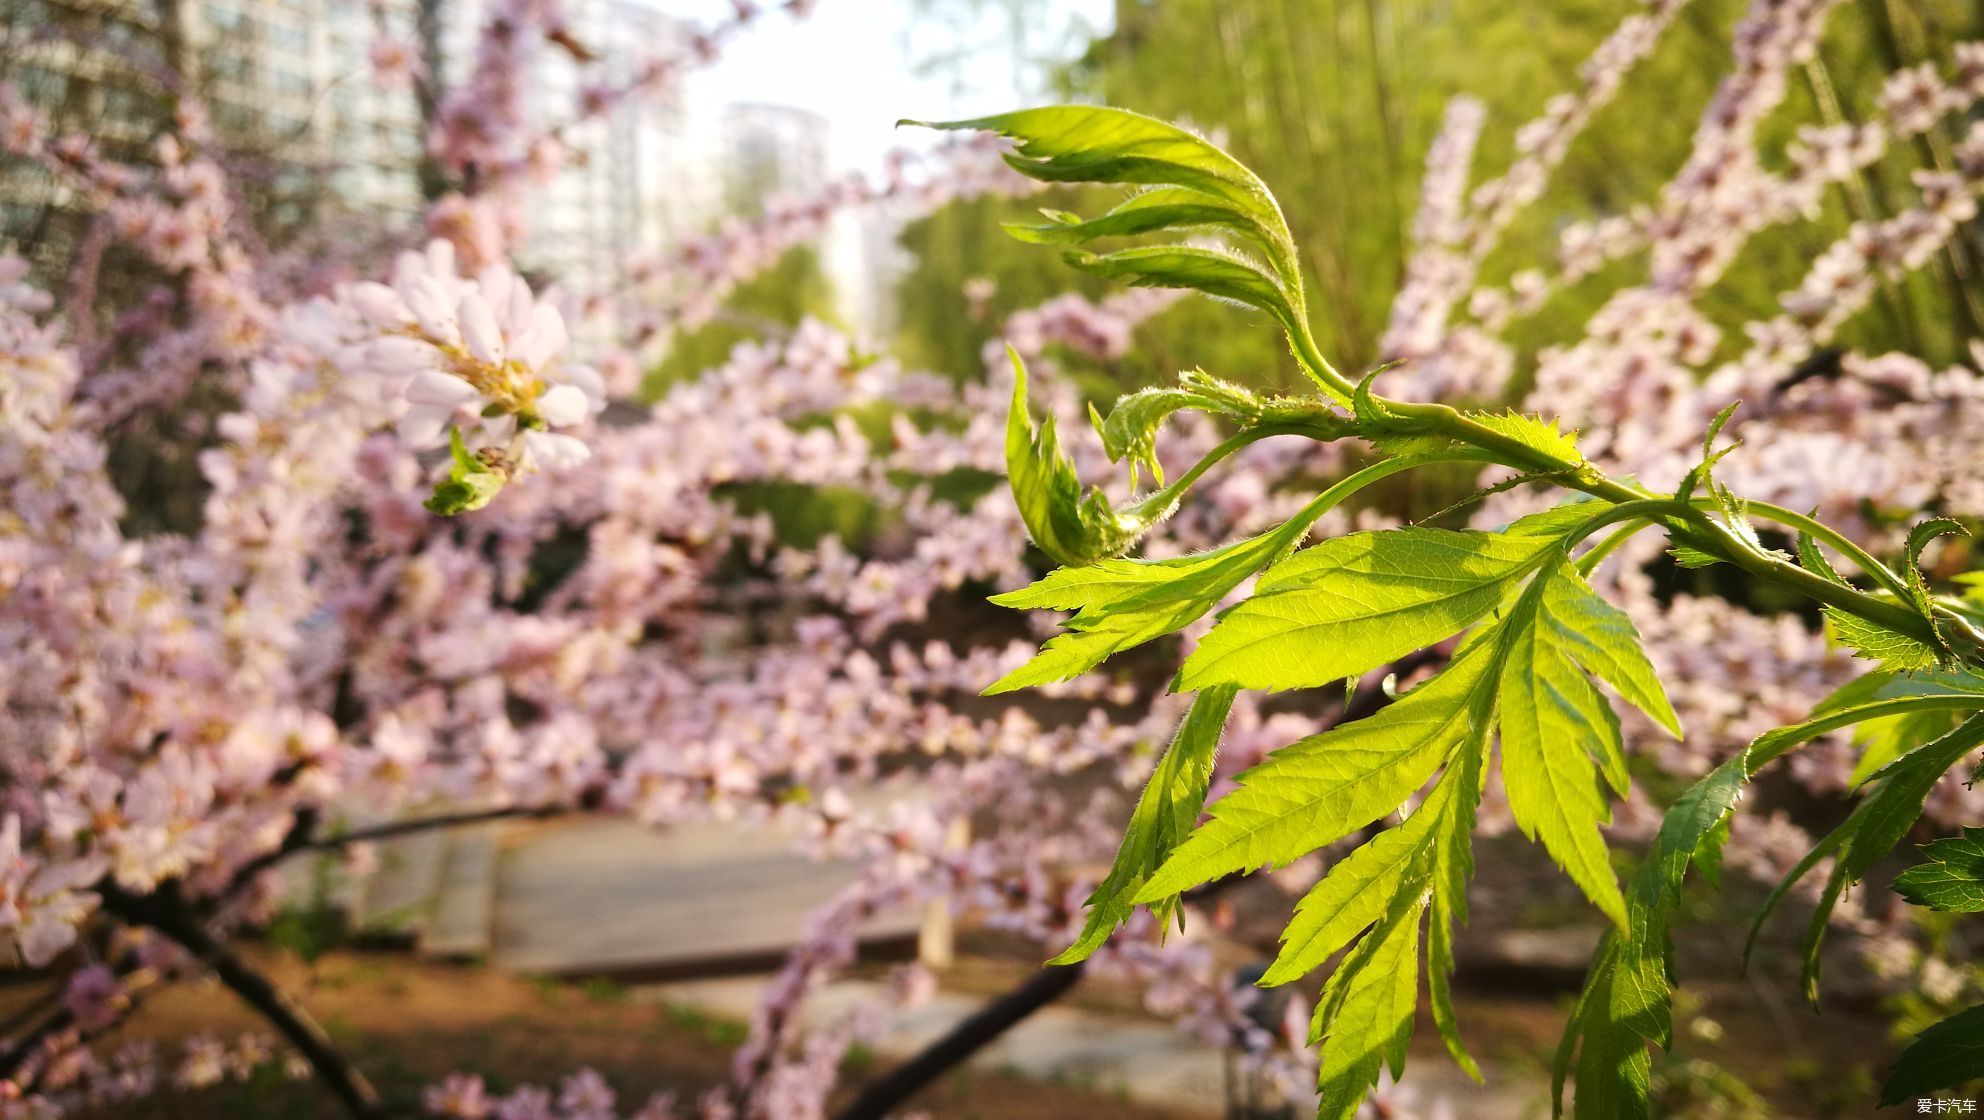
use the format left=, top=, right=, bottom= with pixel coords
left=1128, top=420, right=1352, bottom=519
left=1379, top=398, right=1964, bottom=661
left=1574, top=522, right=1653, bottom=576
left=1739, top=499, right=1915, bottom=601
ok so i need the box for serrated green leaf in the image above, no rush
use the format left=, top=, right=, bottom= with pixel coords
left=1136, top=641, right=1493, bottom=900
left=1789, top=713, right=1984, bottom=1003
left=1053, top=685, right=1239, bottom=964
left=1176, top=526, right=1563, bottom=693
left=1796, top=531, right=1849, bottom=587
left=1537, top=560, right=1684, bottom=739
left=1499, top=562, right=1628, bottom=930
left=983, top=530, right=1289, bottom=694
left=1003, top=348, right=1140, bottom=567
left=1675, top=401, right=1742, bottom=502
left=1466, top=410, right=1582, bottom=464
left=905, top=106, right=1351, bottom=397
left=1064, top=245, right=1299, bottom=332
left=1669, top=545, right=1721, bottom=569
left=905, top=106, right=1286, bottom=231
left=1557, top=755, right=1751, bottom=1120
left=1313, top=897, right=1424, bottom=1120
left=1882, top=1003, right=1984, bottom=1106
left=1426, top=746, right=1485, bottom=1084
left=1823, top=605, right=1943, bottom=671
left=1089, top=370, right=1352, bottom=488
left=1895, top=828, right=1984, bottom=913
left=989, top=535, right=1262, bottom=612
left=1093, top=387, right=1221, bottom=486
left=1007, top=187, right=1300, bottom=287
left=1904, top=517, right=1969, bottom=607
left=1260, top=762, right=1459, bottom=986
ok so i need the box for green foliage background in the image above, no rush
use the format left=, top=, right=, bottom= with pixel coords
left=892, top=0, right=1984, bottom=396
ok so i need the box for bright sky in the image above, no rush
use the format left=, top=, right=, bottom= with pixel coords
left=644, top=0, right=1114, bottom=172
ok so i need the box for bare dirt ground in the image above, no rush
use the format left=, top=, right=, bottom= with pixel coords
left=28, top=949, right=1206, bottom=1120
left=9, top=939, right=1907, bottom=1120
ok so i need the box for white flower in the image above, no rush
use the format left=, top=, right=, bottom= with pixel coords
left=401, top=370, right=480, bottom=447
left=535, top=384, right=590, bottom=427
left=403, top=274, right=461, bottom=347
left=521, top=429, right=590, bottom=471
left=362, top=336, right=443, bottom=380
left=458, top=292, right=505, bottom=364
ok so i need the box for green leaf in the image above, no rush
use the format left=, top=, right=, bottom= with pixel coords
left=1426, top=743, right=1486, bottom=1083
left=1791, top=713, right=1984, bottom=1003
left=904, top=106, right=1348, bottom=397
left=1176, top=525, right=1564, bottom=693
left=1904, top=516, right=1969, bottom=610
left=1063, top=245, right=1300, bottom=334
left=904, top=106, right=1287, bottom=233
left=1313, top=896, right=1424, bottom=1120
left=1136, top=641, right=1493, bottom=900
left=1882, top=1003, right=1984, bottom=1106
left=1674, top=401, right=1741, bottom=502
left=1556, top=755, right=1751, bottom=1120
left=1260, top=760, right=1462, bottom=986
left=1823, top=606, right=1943, bottom=671
left=1464, top=409, right=1583, bottom=464
left=1498, top=563, right=1629, bottom=929
left=1093, top=386, right=1223, bottom=487
left=1003, top=347, right=1144, bottom=567
left=1090, top=369, right=1352, bottom=487
left=1796, top=530, right=1849, bottom=587
left=1536, top=560, right=1684, bottom=738
left=983, top=530, right=1289, bottom=694
left=425, top=427, right=508, bottom=515
left=1895, top=828, right=1984, bottom=913
left=1052, top=686, right=1239, bottom=964
left=1007, top=186, right=1299, bottom=288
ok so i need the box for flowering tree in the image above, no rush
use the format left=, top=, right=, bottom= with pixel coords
left=2, top=1, right=1984, bottom=1119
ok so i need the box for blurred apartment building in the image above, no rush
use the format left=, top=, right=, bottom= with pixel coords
left=722, top=100, right=905, bottom=341
left=0, top=0, right=825, bottom=295
left=0, top=0, right=176, bottom=278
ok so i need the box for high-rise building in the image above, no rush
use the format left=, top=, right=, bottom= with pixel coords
left=722, top=100, right=828, bottom=211
left=0, top=0, right=176, bottom=278
left=3, top=0, right=727, bottom=294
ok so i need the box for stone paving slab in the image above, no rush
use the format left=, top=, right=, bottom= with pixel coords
left=423, top=823, right=500, bottom=959
left=491, top=818, right=921, bottom=978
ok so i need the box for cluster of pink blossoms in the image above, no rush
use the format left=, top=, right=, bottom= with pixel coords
left=2, top=0, right=1982, bottom=1117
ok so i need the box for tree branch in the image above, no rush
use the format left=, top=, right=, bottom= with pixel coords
left=98, top=883, right=385, bottom=1120
left=227, top=804, right=559, bottom=897
left=830, top=961, right=1085, bottom=1120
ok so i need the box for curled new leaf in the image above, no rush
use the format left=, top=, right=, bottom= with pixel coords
left=1093, top=369, right=1351, bottom=487
left=425, top=427, right=509, bottom=515
left=904, top=106, right=1346, bottom=398
left=1002, top=347, right=1158, bottom=567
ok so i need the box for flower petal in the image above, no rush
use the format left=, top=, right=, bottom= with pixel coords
left=536, top=384, right=588, bottom=428
left=522, top=429, right=590, bottom=471
left=406, top=369, right=479, bottom=407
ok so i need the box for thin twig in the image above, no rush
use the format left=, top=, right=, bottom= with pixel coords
left=98, top=883, right=386, bottom=1120
left=227, top=804, right=559, bottom=896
